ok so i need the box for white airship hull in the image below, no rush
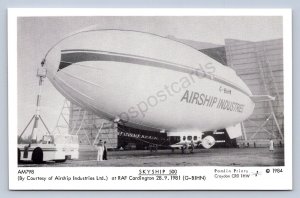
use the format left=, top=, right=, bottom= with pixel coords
left=45, top=30, right=255, bottom=135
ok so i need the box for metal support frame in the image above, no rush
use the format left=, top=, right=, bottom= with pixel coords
left=226, top=40, right=284, bottom=143
left=72, top=110, right=92, bottom=145
left=70, top=108, right=81, bottom=134
left=64, top=103, right=117, bottom=147
left=54, top=100, right=100, bottom=145
left=53, top=99, right=71, bottom=134
left=18, top=115, right=51, bottom=142
left=241, top=122, right=247, bottom=141
left=255, top=43, right=284, bottom=140
left=93, top=122, right=116, bottom=147
left=93, top=122, right=104, bottom=145
left=247, top=114, right=274, bottom=140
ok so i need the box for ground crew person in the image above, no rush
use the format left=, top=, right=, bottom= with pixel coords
left=190, top=140, right=195, bottom=153
left=181, top=141, right=188, bottom=154
left=269, top=139, right=274, bottom=152
left=103, top=141, right=108, bottom=160
left=96, top=140, right=104, bottom=161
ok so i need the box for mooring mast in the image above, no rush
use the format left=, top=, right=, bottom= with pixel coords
left=18, top=59, right=50, bottom=143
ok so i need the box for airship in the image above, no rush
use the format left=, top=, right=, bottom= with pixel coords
left=43, top=29, right=273, bottom=149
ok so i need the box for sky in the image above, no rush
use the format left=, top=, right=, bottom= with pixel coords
left=17, top=16, right=283, bottom=136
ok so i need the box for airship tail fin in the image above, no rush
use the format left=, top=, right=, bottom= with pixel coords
left=226, top=124, right=242, bottom=139
left=250, top=95, right=275, bottom=102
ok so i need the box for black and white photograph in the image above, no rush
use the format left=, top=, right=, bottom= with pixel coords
left=8, top=8, right=292, bottom=190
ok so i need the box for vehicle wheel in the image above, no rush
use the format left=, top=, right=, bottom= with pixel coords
left=18, top=148, right=21, bottom=163
left=32, top=147, right=43, bottom=164
left=202, top=135, right=216, bottom=149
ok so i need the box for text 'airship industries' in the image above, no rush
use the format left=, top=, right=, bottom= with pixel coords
left=180, top=90, right=245, bottom=113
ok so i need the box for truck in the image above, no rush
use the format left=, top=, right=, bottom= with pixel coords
left=18, top=134, right=79, bottom=163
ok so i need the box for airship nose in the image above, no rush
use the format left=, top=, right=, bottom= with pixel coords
left=43, top=46, right=61, bottom=78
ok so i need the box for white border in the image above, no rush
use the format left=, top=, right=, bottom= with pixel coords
left=8, top=8, right=292, bottom=190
